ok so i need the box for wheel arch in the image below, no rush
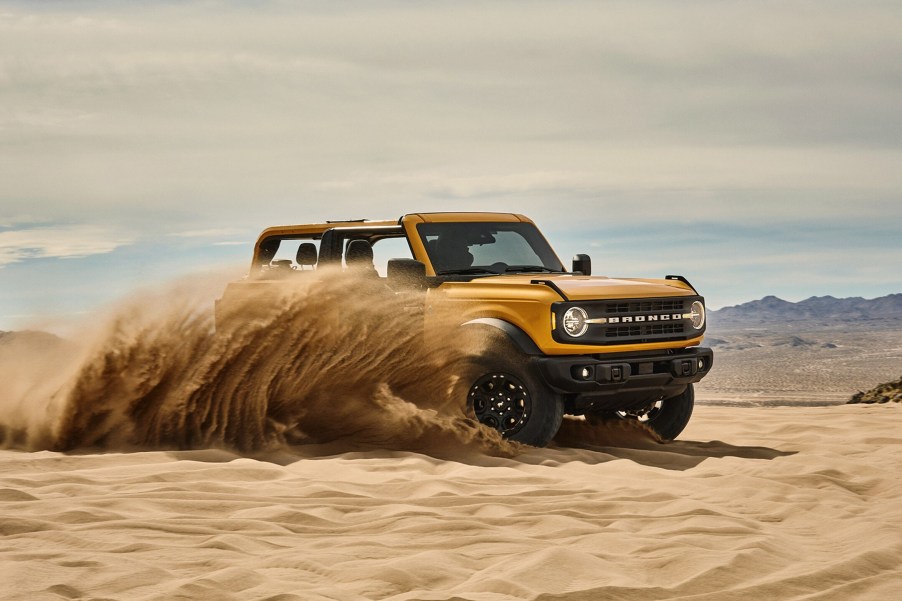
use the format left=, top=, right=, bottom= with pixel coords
left=460, top=317, right=543, bottom=356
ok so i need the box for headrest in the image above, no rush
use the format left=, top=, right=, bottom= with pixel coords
left=346, top=239, right=374, bottom=265
left=437, top=242, right=474, bottom=269
left=296, top=242, right=317, bottom=266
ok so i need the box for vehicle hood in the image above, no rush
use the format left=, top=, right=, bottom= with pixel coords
left=479, top=274, right=697, bottom=301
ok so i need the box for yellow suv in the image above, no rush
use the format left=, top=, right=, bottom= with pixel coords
left=218, top=212, right=713, bottom=447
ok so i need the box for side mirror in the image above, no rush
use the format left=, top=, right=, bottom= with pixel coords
left=387, top=258, right=427, bottom=290
left=572, top=254, right=591, bottom=276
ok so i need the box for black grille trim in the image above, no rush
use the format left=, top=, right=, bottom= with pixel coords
left=604, top=299, right=686, bottom=314
left=552, top=295, right=704, bottom=345
left=603, top=323, right=685, bottom=339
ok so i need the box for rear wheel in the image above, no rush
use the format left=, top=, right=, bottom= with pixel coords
left=613, top=384, right=694, bottom=441
left=457, top=347, right=563, bottom=447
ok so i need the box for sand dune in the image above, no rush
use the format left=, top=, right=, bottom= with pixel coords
left=2, top=280, right=900, bottom=599
left=2, top=404, right=900, bottom=601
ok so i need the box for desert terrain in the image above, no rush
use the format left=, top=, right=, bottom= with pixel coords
left=2, top=405, right=901, bottom=601
left=695, top=324, right=902, bottom=406
left=697, top=295, right=902, bottom=406
left=1, top=291, right=901, bottom=600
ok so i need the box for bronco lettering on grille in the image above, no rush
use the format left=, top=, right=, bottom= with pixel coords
left=608, top=313, right=682, bottom=324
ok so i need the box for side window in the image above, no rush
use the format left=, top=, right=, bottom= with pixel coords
left=372, top=237, right=413, bottom=276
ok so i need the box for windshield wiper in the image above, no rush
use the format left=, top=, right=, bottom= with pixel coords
left=503, top=265, right=562, bottom=273
left=436, top=267, right=499, bottom=275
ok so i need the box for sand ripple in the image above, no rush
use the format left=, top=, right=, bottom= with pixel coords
left=1, top=405, right=901, bottom=600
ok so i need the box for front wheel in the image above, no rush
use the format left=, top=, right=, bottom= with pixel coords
left=614, top=384, right=694, bottom=441
left=457, top=351, right=563, bottom=447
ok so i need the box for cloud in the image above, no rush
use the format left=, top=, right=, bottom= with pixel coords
left=0, top=1, right=900, bottom=326
left=1, top=0, right=901, bottom=228
left=166, top=228, right=247, bottom=239
left=0, top=225, right=134, bottom=267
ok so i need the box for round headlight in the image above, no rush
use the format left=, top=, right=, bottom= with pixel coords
left=562, top=306, right=589, bottom=337
left=688, top=300, right=705, bottom=329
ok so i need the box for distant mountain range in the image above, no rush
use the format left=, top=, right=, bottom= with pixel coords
left=0, top=330, right=49, bottom=343
left=709, top=293, right=902, bottom=325
left=0, top=329, right=69, bottom=351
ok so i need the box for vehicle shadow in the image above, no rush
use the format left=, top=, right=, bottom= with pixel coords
left=156, top=417, right=795, bottom=471
left=532, top=417, right=796, bottom=471
left=155, top=430, right=795, bottom=471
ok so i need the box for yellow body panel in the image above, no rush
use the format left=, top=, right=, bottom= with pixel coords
left=429, top=275, right=701, bottom=355
left=234, top=212, right=706, bottom=356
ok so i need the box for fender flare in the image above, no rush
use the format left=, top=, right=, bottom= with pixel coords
left=460, top=317, right=543, bottom=356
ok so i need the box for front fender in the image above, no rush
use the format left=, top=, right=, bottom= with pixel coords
left=460, top=317, right=542, bottom=356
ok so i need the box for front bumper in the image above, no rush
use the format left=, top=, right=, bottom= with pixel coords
left=535, top=347, right=714, bottom=413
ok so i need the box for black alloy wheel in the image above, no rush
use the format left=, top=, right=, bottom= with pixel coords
left=468, top=372, right=531, bottom=437
left=456, top=341, right=564, bottom=447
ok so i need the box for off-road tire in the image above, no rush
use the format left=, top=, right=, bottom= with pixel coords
left=615, top=384, right=695, bottom=441
left=455, top=345, right=564, bottom=447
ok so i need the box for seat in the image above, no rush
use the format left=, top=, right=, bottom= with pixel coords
left=433, top=237, right=474, bottom=272
left=345, top=239, right=376, bottom=272
left=263, top=259, right=294, bottom=279
left=296, top=243, right=317, bottom=270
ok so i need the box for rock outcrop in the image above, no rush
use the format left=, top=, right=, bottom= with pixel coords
left=848, top=376, right=902, bottom=404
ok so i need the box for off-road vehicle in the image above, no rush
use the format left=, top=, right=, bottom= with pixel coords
left=217, top=212, right=713, bottom=447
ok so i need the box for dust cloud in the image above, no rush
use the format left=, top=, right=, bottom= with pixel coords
left=0, top=270, right=513, bottom=457
left=0, top=269, right=660, bottom=458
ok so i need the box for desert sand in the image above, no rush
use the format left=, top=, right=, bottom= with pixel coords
left=3, top=279, right=901, bottom=599
left=2, top=403, right=901, bottom=601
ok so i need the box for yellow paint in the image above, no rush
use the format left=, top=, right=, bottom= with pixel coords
left=245, top=212, right=706, bottom=355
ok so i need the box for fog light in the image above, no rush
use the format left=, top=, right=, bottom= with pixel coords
left=698, top=359, right=705, bottom=370
left=572, top=365, right=595, bottom=380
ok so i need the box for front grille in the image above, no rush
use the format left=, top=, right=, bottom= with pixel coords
left=552, top=295, right=704, bottom=346
left=603, top=323, right=685, bottom=339
left=604, top=299, right=686, bottom=314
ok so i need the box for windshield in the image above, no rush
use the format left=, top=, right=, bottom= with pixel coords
left=416, top=222, right=564, bottom=275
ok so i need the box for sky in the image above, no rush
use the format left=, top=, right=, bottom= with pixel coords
left=1, top=0, right=901, bottom=329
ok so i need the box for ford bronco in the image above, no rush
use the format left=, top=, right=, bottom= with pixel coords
left=217, top=212, right=713, bottom=447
